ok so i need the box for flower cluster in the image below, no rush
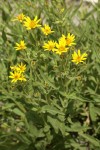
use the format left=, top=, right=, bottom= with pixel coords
left=13, top=13, right=53, bottom=35
left=43, top=32, right=87, bottom=64
left=9, top=63, right=26, bottom=83
left=9, top=39, right=27, bottom=83
left=10, top=13, right=88, bottom=83
left=43, top=33, right=75, bottom=55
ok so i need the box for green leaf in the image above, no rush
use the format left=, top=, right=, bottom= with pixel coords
left=41, top=105, right=64, bottom=115
left=68, top=122, right=90, bottom=132
left=15, top=133, right=31, bottom=145
left=79, top=133, right=100, bottom=147
left=2, top=9, right=9, bottom=21
left=47, top=116, right=65, bottom=135
left=89, top=103, right=97, bottom=122
left=28, top=121, right=38, bottom=139
left=2, top=30, right=7, bottom=42
left=10, top=143, right=29, bottom=150
left=2, top=103, right=15, bottom=110
left=95, top=107, right=100, bottom=116
left=12, top=108, right=25, bottom=117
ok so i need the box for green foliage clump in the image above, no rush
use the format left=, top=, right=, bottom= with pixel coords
left=0, top=0, right=100, bottom=150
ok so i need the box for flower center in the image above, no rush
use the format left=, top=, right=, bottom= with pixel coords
left=66, top=39, right=72, bottom=45
left=45, top=28, right=50, bottom=33
left=77, top=56, right=81, bottom=62
left=17, top=15, right=24, bottom=21
left=20, top=45, right=24, bottom=49
left=30, top=21, right=36, bottom=28
left=14, top=74, right=20, bottom=79
left=49, top=44, right=54, bottom=50
left=59, top=46, right=65, bottom=51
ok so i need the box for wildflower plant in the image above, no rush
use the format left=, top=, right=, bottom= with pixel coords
left=0, top=0, right=100, bottom=150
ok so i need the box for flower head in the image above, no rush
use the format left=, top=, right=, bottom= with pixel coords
left=10, top=66, right=18, bottom=71
left=66, top=33, right=76, bottom=46
left=43, top=40, right=56, bottom=51
left=41, top=24, right=54, bottom=35
left=54, top=40, right=69, bottom=55
left=9, top=72, right=22, bottom=83
left=15, top=40, right=27, bottom=50
left=9, top=63, right=27, bottom=83
left=19, top=74, right=27, bottom=81
left=10, top=63, right=26, bottom=73
left=59, top=33, right=75, bottom=47
left=23, top=16, right=41, bottom=30
left=13, top=13, right=25, bottom=22
left=59, top=34, right=66, bottom=43
left=72, top=49, right=87, bottom=64
left=17, top=63, right=26, bottom=73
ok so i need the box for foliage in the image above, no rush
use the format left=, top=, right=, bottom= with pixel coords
left=0, top=0, right=100, bottom=149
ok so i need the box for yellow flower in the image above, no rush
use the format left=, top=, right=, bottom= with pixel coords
left=9, top=63, right=27, bottom=83
left=17, top=63, right=26, bottom=73
left=23, top=16, right=41, bottom=30
left=41, top=24, right=54, bottom=35
left=9, top=72, right=21, bottom=83
left=72, top=49, right=87, bottom=64
left=54, top=40, right=69, bottom=55
left=15, top=40, right=27, bottom=50
left=59, top=33, right=76, bottom=47
left=10, top=63, right=26, bottom=73
left=10, top=65, right=18, bottom=71
left=13, top=13, right=25, bottom=22
left=20, top=74, right=27, bottom=82
left=59, top=34, right=66, bottom=43
left=43, top=40, right=56, bottom=51
left=66, top=33, right=76, bottom=46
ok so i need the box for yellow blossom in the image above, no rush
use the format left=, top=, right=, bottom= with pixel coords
left=54, top=40, right=69, bottom=55
left=13, top=13, right=25, bottom=22
left=9, top=72, right=22, bottom=83
left=41, top=24, right=54, bottom=35
left=59, top=33, right=76, bottom=47
left=9, top=63, right=27, bottom=83
left=59, top=34, right=66, bottom=43
left=15, top=40, right=27, bottom=50
left=66, top=33, right=76, bottom=46
left=10, top=63, right=26, bottom=73
left=10, top=65, right=18, bottom=71
left=43, top=40, right=56, bottom=51
left=23, top=16, right=41, bottom=30
left=72, top=49, right=87, bottom=64
left=17, top=63, right=26, bottom=73
left=19, top=74, right=27, bottom=82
